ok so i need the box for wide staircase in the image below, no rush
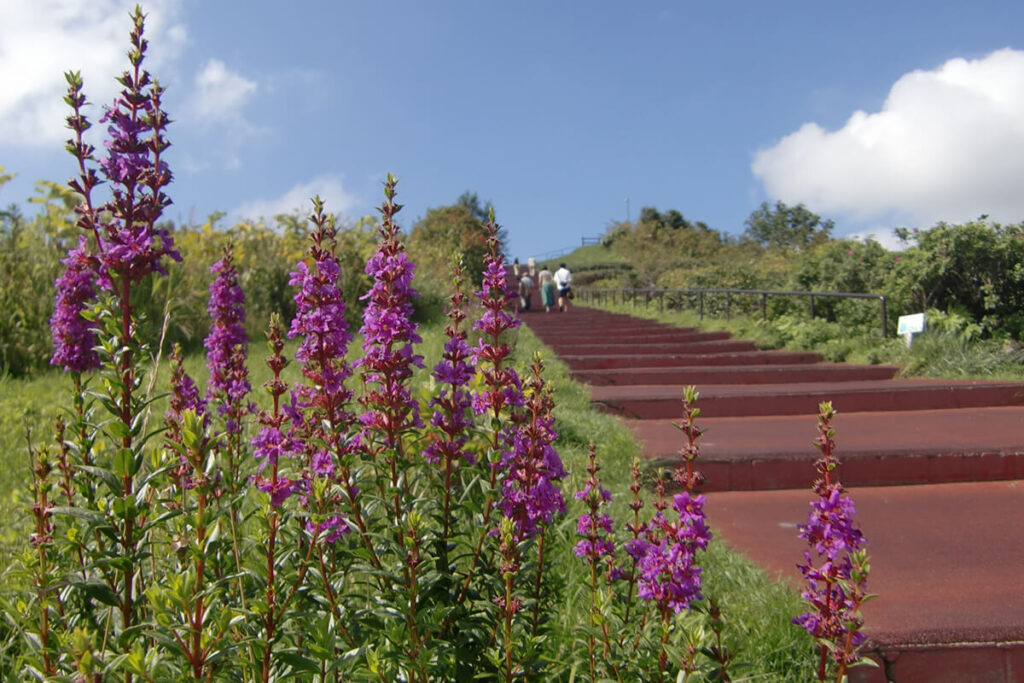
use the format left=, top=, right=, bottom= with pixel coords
left=524, top=306, right=1024, bottom=683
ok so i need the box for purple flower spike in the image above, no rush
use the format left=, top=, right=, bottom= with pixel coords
left=633, top=485, right=711, bottom=614
left=90, top=69, right=180, bottom=290
left=470, top=220, right=523, bottom=421
left=793, top=402, right=871, bottom=676
left=285, top=198, right=356, bottom=540
left=574, top=447, right=619, bottom=580
left=50, top=236, right=100, bottom=373
left=426, top=261, right=476, bottom=466
left=357, top=175, right=424, bottom=450
left=165, top=344, right=207, bottom=435
left=497, top=355, right=566, bottom=541
left=205, top=244, right=251, bottom=415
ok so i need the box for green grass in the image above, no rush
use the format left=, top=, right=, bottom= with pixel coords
left=548, top=244, right=628, bottom=272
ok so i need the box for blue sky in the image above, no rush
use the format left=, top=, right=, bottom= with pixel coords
left=3, top=1, right=1024, bottom=258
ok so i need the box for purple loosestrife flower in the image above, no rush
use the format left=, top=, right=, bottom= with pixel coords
left=425, top=262, right=476, bottom=465
left=251, top=315, right=297, bottom=507
left=794, top=403, right=870, bottom=675
left=50, top=236, right=100, bottom=373
left=497, top=355, right=566, bottom=541
left=165, top=345, right=209, bottom=489
left=630, top=491, right=711, bottom=614
left=166, top=345, right=207, bottom=422
left=574, top=447, right=620, bottom=580
left=205, top=244, right=252, bottom=432
left=85, top=20, right=180, bottom=291
left=288, top=211, right=355, bottom=440
left=471, top=222, right=522, bottom=420
left=627, top=387, right=712, bottom=614
left=286, top=198, right=355, bottom=538
left=357, top=176, right=424, bottom=442
left=252, top=427, right=288, bottom=473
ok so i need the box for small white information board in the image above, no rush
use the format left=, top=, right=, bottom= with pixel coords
left=897, top=312, right=926, bottom=346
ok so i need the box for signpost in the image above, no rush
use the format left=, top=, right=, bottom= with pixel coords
left=897, top=312, right=926, bottom=346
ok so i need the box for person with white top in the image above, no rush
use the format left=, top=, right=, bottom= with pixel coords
left=553, top=263, right=572, bottom=312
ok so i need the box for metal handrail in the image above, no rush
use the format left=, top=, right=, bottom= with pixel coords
left=579, top=287, right=889, bottom=338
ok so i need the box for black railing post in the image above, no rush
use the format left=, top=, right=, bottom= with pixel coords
left=699, top=291, right=704, bottom=321
left=810, top=295, right=815, bottom=319
left=880, top=296, right=888, bottom=338
left=726, top=291, right=732, bottom=321
left=761, top=292, right=767, bottom=320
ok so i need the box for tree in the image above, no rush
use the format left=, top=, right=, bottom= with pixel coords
left=408, top=199, right=503, bottom=290
left=456, top=190, right=494, bottom=223
left=605, top=208, right=724, bottom=287
left=743, top=201, right=834, bottom=250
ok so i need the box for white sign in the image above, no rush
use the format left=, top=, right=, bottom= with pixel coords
left=897, top=313, right=925, bottom=335
left=897, top=312, right=926, bottom=346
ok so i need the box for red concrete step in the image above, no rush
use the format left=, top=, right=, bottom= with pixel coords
left=562, top=349, right=821, bottom=371
left=590, top=379, right=1024, bottom=419
left=573, top=362, right=900, bottom=386
left=626, top=407, right=1024, bottom=490
left=526, top=323, right=680, bottom=337
left=560, top=339, right=759, bottom=358
left=536, top=329, right=720, bottom=345
left=544, top=337, right=754, bottom=357
left=526, top=315, right=676, bottom=326
left=705, top=481, right=1024, bottom=682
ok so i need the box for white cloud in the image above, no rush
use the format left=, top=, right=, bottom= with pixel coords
left=233, top=176, right=358, bottom=222
left=847, top=227, right=908, bottom=252
left=752, top=48, right=1024, bottom=228
left=0, top=0, right=186, bottom=146
left=179, top=59, right=267, bottom=170
left=188, top=59, right=257, bottom=124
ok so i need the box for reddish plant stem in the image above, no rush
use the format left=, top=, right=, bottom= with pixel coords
left=530, top=527, right=546, bottom=636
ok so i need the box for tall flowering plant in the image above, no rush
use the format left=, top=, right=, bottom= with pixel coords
left=205, top=243, right=253, bottom=439
left=357, top=173, right=424, bottom=524
left=286, top=196, right=357, bottom=547
left=570, top=387, right=718, bottom=681
left=36, top=8, right=181, bottom=679
left=795, top=402, right=874, bottom=682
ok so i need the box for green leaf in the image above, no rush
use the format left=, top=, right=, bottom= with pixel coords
left=113, top=448, right=134, bottom=477
left=276, top=651, right=320, bottom=674
left=78, top=580, right=120, bottom=607
left=50, top=505, right=107, bottom=526
left=76, top=464, right=123, bottom=495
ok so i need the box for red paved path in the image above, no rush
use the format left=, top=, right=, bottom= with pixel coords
left=523, top=306, right=1024, bottom=682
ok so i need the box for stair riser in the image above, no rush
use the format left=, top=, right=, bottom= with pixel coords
left=669, top=452, right=1024, bottom=492
left=537, top=331, right=729, bottom=345
left=576, top=365, right=900, bottom=386
left=565, top=352, right=821, bottom=370
left=596, top=386, right=1024, bottom=419
left=557, top=340, right=758, bottom=356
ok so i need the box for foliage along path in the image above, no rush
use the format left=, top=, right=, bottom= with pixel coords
left=522, top=305, right=1024, bottom=683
